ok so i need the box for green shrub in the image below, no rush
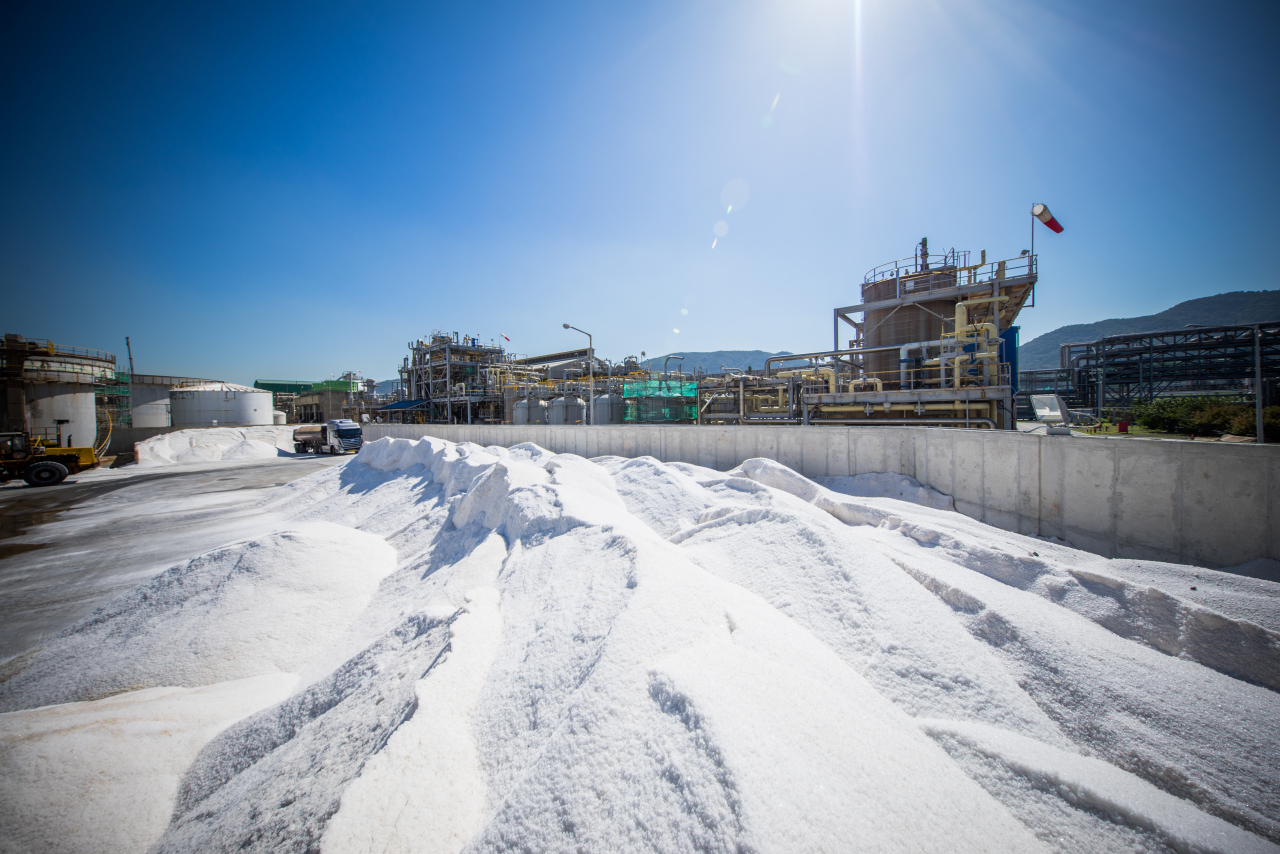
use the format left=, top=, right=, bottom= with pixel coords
left=1131, top=397, right=1280, bottom=440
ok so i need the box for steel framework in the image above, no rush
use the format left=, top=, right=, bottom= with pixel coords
left=1016, top=322, right=1280, bottom=415
left=398, top=332, right=509, bottom=424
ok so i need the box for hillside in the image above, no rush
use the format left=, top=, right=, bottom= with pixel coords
left=639, top=350, right=798, bottom=375
left=1019, top=290, right=1280, bottom=371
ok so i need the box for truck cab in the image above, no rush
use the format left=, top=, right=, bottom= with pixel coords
left=325, top=419, right=363, bottom=454
left=291, top=419, right=364, bottom=455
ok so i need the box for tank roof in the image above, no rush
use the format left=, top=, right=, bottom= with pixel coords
left=171, top=382, right=264, bottom=393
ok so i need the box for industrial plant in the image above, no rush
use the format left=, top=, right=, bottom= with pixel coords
left=4, top=237, right=1277, bottom=455
left=364, top=239, right=1033, bottom=430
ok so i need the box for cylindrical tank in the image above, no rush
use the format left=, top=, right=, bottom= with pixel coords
left=529, top=399, right=548, bottom=425
left=130, top=381, right=172, bottom=428
left=513, top=399, right=529, bottom=426
left=169, top=382, right=274, bottom=428
left=861, top=265, right=957, bottom=382
left=273, top=411, right=287, bottom=425
left=592, top=393, right=624, bottom=425
left=25, top=382, right=98, bottom=448
left=549, top=396, right=586, bottom=425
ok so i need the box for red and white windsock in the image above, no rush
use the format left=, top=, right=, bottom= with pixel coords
left=1032, top=203, right=1064, bottom=233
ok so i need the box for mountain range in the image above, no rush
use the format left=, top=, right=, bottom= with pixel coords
left=638, top=350, right=799, bottom=375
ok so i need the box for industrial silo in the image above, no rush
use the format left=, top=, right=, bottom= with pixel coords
left=25, top=383, right=98, bottom=449
left=592, top=393, right=623, bottom=425
left=169, top=382, right=273, bottom=428
left=549, top=396, right=585, bottom=425
left=860, top=240, right=958, bottom=382
left=513, top=399, right=530, bottom=426
left=6, top=333, right=116, bottom=448
left=129, top=375, right=211, bottom=428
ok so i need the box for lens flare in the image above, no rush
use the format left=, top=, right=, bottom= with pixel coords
left=771, top=93, right=780, bottom=110
left=680, top=308, right=688, bottom=315
left=673, top=328, right=680, bottom=333
left=711, top=238, right=717, bottom=249
left=713, top=221, right=729, bottom=237
left=721, top=179, right=749, bottom=210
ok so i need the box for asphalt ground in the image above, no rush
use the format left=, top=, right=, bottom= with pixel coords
left=0, top=455, right=345, bottom=663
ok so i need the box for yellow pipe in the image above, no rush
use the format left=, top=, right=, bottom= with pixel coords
left=817, top=403, right=992, bottom=415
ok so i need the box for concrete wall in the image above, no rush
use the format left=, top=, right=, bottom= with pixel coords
left=105, top=426, right=184, bottom=456
left=362, top=423, right=1280, bottom=569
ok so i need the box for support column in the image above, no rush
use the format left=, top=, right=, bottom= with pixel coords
left=1256, top=325, right=1265, bottom=444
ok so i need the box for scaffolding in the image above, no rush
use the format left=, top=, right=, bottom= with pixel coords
left=623, top=378, right=696, bottom=423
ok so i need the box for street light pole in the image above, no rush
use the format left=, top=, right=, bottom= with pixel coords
left=563, top=323, right=593, bottom=425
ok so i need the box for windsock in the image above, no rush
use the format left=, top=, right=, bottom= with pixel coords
left=1032, top=203, right=1064, bottom=233
left=501, top=333, right=511, bottom=342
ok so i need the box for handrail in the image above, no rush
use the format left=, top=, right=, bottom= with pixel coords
left=863, top=253, right=1036, bottom=287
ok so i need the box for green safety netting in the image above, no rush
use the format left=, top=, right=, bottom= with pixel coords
left=622, top=380, right=696, bottom=398
left=623, top=400, right=698, bottom=423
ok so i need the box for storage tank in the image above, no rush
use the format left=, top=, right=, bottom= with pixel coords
left=130, top=382, right=171, bottom=428
left=529, top=399, right=548, bottom=425
left=549, top=396, right=585, bottom=425
left=169, top=382, right=273, bottom=428
left=25, top=382, right=97, bottom=448
left=861, top=243, right=958, bottom=381
left=273, top=411, right=287, bottom=425
left=592, top=393, right=624, bottom=425
left=513, top=399, right=529, bottom=426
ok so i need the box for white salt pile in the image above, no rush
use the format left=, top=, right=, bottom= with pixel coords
left=814, top=471, right=955, bottom=510
left=1, top=436, right=1277, bottom=854
left=135, top=426, right=298, bottom=466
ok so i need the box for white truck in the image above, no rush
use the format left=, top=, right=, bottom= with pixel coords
left=293, top=419, right=364, bottom=455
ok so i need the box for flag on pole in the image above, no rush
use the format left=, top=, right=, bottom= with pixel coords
left=1032, top=203, right=1064, bottom=233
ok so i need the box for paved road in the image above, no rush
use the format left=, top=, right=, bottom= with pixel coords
left=0, top=456, right=345, bottom=662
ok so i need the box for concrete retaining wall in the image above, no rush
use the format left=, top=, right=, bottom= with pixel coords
left=105, top=426, right=184, bottom=456
left=363, top=423, right=1279, bottom=569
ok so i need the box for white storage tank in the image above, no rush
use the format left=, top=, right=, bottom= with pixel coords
left=273, top=410, right=287, bottom=425
left=513, top=399, right=529, bottom=426
left=549, top=396, right=586, bottom=425
left=591, top=393, right=624, bottom=425
left=25, top=382, right=97, bottom=448
left=130, top=379, right=172, bottom=428
left=169, top=382, right=273, bottom=428
left=530, top=399, right=548, bottom=425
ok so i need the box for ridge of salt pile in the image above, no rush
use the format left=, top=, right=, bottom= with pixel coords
left=1, top=435, right=1277, bottom=854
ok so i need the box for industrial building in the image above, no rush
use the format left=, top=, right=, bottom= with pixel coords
left=2, top=334, right=117, bottom=449
left=379, top=241, right=1035, bottom=430
left=1016, top=322, right=1279, bottom=419
left=3, top=333, right=221, bottom=453
left=698, top=240, right=1032, bottom=429
left=387, top=332, right=649, bottom=426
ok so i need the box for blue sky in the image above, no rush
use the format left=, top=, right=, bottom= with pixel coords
left=3, top=0, right=1276, bottom=384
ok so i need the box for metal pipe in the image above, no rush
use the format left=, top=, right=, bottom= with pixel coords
left=898, top=340, right=942, bottom=388
left=804, top=418, right=998, bottom=428
left=765, top=345, right=905, bottom=376
left=1256, top=325, right=1265, bottom=444
left=738, top=375, right=799, bottom=423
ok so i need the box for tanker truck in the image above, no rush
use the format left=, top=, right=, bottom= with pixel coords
left=293, top=419, right=363, bottom=455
